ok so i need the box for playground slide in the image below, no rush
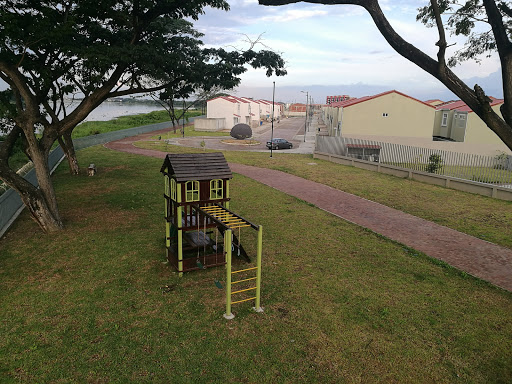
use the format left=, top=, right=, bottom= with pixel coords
left=218, top=226, right=251, bottom=263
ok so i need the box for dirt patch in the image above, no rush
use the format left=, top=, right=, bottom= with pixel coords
left=221, top=139, right=260, bottom=146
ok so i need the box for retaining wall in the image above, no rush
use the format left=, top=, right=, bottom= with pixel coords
left=314, top=151, right=512, bottom=202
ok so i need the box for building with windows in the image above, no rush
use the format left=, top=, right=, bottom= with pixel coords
left=323, top=90, right=435, bottom=139
left=206, top=95, right=251, bottom=128
left=257, top=99, right=283, bottom=120
left=326, top=95, right=350, bottom=105
left=239, top=97, right=261, bottom=127
left=289, top=103, right=307, bottom=113
left=195, top=96, right=282, bottom=131
left=321, top=91, right=510, bottom=155
left=433, top=98, right=505, bottom=145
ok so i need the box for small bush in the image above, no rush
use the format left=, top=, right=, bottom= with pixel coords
left=425, top=154, right=443, bottom=173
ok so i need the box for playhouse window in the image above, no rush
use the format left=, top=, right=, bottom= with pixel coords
left=185, top=181, right=199, bottom=202
left=210, top=179, right=223, bottom=200
left=170, top=178, right=177, bottom=201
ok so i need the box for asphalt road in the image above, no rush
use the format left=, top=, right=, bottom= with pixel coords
left=166, top=116, right=314, bottom=153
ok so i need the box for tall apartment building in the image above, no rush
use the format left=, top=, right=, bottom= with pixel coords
left=326, top=95, right=350, bottom=105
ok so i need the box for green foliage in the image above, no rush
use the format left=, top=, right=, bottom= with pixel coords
left=4, top=134, right=29, bottom=171
left=417, top=0, right=512, bottom=66
left=71, top=110, right=178, bottom=139
left=0, top=0, right=286, bottom=230
left=426, top=153, right=444, bottom=174
left=494, top=151, right=510, bottom=170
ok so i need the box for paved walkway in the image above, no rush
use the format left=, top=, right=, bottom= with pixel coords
left=105, top=133, right=512, bottom=292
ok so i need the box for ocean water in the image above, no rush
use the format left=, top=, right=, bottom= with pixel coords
left=1, top=101, right=168, bottom=135
left=77, top=101, right=166, bottom=122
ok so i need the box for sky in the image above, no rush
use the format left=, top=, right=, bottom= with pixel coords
left=193, top=0, right=502, bottom=104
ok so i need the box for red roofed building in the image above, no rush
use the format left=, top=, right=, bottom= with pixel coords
left=289, top=103, right=307, bottom=113
left=434, top=98, right=506, bottom=145
left=326, top=95, right=350, bottom=105
left=323, top=90, right=435, bottom=139
left=257, top=99, right=283, bottom=119
left=424, top=99, right=445, bottom=106
left=206, top=95, right=250, bottom=128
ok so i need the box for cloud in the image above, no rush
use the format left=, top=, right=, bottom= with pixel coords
left=194, top=0, right=501, bottom=101
left=258, top=9, right=328, bottom=23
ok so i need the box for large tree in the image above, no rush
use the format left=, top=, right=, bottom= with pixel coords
left=0, top=0, right=286, bottom=233
left=259, top=0, right=512, bottom=151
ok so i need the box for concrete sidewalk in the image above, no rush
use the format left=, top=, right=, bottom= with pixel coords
left=105, top=133, right=512, bottom=292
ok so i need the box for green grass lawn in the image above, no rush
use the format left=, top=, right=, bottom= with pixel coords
left=389, top=162, right=512, bottom=185
left=135, top=141, right=512, bottom=250
left=152, top=125, right=231, bottom=139
left=71, top=110, right=202, bottom=139
left=0, top=110, right=203, bottom=194
left=1, top=146, right=511, bottom=382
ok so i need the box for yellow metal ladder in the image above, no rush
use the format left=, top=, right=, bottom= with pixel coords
left=199, top=205, right=263, bottom=319
left=223, top=226, right=263, bottom=320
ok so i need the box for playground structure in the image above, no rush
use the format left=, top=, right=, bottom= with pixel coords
left=161, top=153, right=263, bottom=318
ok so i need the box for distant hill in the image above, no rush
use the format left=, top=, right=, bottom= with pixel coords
left=234, top=69, right=503, bottom=104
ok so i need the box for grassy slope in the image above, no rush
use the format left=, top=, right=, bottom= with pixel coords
left=135, top=142, right=512, bottom=250
left=0, top=146, right=511, bottom=382
left=71, top=110, right=202, bottom=138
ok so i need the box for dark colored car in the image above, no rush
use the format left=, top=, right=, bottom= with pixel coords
left=266, top=138, right=293, bottom=150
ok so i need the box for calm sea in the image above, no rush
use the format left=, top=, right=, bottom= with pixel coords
left=79, top=101, right=166, bottom=122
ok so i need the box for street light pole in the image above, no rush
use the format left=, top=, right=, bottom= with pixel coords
left=301, top=90, right=308, bottom=142
left=270, top=81, right=275, bottom=158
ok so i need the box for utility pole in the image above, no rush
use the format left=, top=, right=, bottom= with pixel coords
left=301, top=90, right=308, bottom=142
left=270, top=81, right=275, bottom=158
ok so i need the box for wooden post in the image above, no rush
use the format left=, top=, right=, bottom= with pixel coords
left=177, top=183, right=183, bottom=277
left=225, top=180, right=230, bottom=210
left=165, top=169, right=170, bottom=249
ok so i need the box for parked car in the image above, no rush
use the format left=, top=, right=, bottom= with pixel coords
left=266, top=138, right=293, bottom=150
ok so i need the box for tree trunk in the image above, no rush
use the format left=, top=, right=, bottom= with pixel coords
left=58, top=131, right=80, bottom=175
left=20, top=188, right=64, bottom=232
left=30, top=146, right=63, bottom=231
left=1, top=162, right=63, bottom=233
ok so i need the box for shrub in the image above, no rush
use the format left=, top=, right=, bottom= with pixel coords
left=425, top=154, right=443, bottom=173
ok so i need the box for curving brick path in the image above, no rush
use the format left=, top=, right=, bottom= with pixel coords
left=105, top=133, right=512, bottom=292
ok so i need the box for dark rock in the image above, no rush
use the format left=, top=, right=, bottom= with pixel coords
left=230, top=123, right=252, bottom=140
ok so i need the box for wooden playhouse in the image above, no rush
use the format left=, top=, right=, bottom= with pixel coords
left=161, top=153, right=253, bottom=274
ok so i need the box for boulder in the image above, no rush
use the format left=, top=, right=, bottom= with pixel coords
left=230, top=123, right=252, bottom=140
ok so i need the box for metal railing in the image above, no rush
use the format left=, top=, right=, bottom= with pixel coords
left=316, top=136, right=512, bottom=186
left=0, top=117, right=200, bottom=238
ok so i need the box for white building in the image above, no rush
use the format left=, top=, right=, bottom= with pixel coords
left=257, top=100, right=282, bottom=120
left=240, top=97, right=262, bottom=127
left=206, top=96, right=251, bottom=128
left=195, top=96, right=284, bottom=132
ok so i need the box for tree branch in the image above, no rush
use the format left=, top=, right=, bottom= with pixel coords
left=259, top=0, right=512, bottom=148
left=482, top=0, right=512, bottom=124
left=430, top=0, right=448, bottom=72
left=0, top=125, right=22, bottom=165
left=0, top=61, right=39, bottom=116
left=107, top=83, right=169, bottom=98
